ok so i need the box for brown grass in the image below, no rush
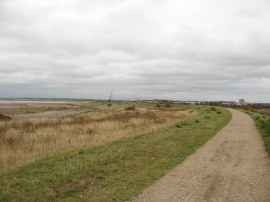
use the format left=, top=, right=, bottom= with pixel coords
left=124, top=106, right=136, bottom=111
left=256, top=108, right=270, bottom=117
left=0, top=113, right=11, bottom=121
left=0, top=102, right=79, bottom=116
left=0, top=107, right=192, bottom=171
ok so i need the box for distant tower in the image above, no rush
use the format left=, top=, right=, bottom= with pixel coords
left=239, top=99, right=245, bottom=105
left=109, top=90, right=113, bottom=101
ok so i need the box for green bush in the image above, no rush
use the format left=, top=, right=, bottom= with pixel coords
left=175, top=122, right=188, bottom=128
left=210, top=107, right=217, bottom=111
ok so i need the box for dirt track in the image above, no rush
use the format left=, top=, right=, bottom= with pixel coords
left=134, top=109, right=270, bottom=202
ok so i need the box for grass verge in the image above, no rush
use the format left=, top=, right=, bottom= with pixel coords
left=246, top=111, right=270, bottom=155
left=0, top=106, right=231, bottom=202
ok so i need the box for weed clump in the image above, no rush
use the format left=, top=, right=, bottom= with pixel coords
left=0, top=113, right=11, bottom=121
left=86, top=128, right=94, bottom=134
left=175, top=122, right=188, bottom=128
left=210, top=107, right=217, bottom=111
left=0, top=125, right=8, bottom=136
left=125, top=106, right=136, bottom=111
left=176, top=123, right=182, bottom=128
left=257, top=117, right=270, bottom=135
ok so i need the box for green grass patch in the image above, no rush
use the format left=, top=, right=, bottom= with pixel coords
left=246, top=111, right=270, bottom=155
left=0, top=106, right=231, bottom=202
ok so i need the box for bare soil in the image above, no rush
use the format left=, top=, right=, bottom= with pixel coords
left=134, top=109, right=270, bottom=202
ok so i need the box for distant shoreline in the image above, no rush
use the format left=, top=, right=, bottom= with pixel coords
left=0, top=98, right=269, bottom=105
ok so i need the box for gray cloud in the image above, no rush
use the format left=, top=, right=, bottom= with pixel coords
left=0, top=0, right=270, bottom=102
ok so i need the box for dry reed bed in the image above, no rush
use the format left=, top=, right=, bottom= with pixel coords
left=0, top=108, right=192, bottom=171
left=0, top=102, right=78, bottom=116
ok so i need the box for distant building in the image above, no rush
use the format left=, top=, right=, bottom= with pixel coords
left=239, top=99, right=246, bottom=105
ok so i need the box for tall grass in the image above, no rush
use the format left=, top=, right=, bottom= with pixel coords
left=248, top=112, right=270, bottom=155
left=0, top=113, right=11, bottom=121
left=0, top=108, right=191, bottom=171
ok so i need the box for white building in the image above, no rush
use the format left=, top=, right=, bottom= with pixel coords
left=239, top=99, right=246, bottom=105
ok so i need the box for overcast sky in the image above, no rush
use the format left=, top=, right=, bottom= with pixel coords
left=0, top=0, right=270, bottom=102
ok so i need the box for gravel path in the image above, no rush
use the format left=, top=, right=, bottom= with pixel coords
left=134, top=109, right=270, bottom=202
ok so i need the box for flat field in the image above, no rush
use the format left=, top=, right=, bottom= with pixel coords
left=0, top=101, right=193, bottom=171
left=0, top=102, right=231, bottom=201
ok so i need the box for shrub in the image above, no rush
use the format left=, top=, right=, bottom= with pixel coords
left=86, top=128, right=94, bottom=134
left=124, top=106, right=136, bottom=111
left=175, top=123, right=182, bottom=128
left=210, top=107, right=217, bottom=111
left=0, top=113, right=11, bottom=121
left=176, top=122, right=188, bottom=128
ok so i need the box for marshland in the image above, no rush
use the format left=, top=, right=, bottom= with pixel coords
left=0, top=101, right=193, bottom=171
